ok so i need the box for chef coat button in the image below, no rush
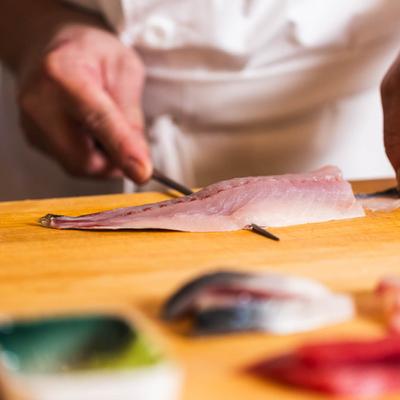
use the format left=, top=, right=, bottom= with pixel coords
left=141, top=16, right=176, bottom=47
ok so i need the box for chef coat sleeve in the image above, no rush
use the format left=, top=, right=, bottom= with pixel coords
left=62, top=0, right=125, bottom=35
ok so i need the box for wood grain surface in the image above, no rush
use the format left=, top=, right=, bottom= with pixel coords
left=0, top=179, right=400, bottom=399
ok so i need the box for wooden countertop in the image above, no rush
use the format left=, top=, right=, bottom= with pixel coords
left=1, top=179, right=400, bottom=399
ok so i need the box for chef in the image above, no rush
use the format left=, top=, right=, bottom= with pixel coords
left=0, top=0, right=399, bottom=201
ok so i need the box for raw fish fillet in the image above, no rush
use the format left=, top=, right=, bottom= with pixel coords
left=357, top=187, right=400, bottom=212
left=40, top=166, right=364, bottom=231
left=248, top=336, right=400, bottom=396
left=162, top=271, right=354, bottom=335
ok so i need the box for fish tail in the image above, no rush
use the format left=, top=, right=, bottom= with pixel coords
left=38, top=214, right=64, bottom=228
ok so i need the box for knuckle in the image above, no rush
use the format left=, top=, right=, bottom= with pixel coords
left=82, top=109, right=110, bottom=131
left=42, top=52, right=60, bottom=80
left=42, top=49, right=67, bottom=81
left=81, top=159, right=101, bottom=176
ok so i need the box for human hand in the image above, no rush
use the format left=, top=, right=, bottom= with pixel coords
left=382, top=52, right=400, bottom=189
left=17, top=24, right=151, bottom=183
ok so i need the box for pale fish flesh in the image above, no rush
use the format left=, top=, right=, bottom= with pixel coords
left=39, top=166, right=365, bottom=231
left=162, top=271, right=354, bottom=335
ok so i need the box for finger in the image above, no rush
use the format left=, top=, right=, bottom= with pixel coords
left=18, top=76, right=117, bottom=178
left=45, top=55, right=152, bottom=183
left=384, top=130, right=400, bottom=171
left=20, top=107, right=118, bottom=178
left=104, top=52, right=145, bottom=130
left=381, top=57, right=400, bottom=187
left=384, top=130, right=400, bottom=190
left=69, top=79, right=150, bottom=183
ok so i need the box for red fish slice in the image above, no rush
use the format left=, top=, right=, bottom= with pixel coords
left=248, top=336, right=400, bottom=396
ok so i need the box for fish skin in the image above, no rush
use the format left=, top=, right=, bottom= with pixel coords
left=163, top=271, right=354, bottom=335
left=162, top=270, right=331, bottom=321
left=39, top=166, right=365, bottom=231
left=194, top=306, right=258, bottom=335
left=161, top=271, right=249, bottom=321
left=193, top=291, right=353, bottom=335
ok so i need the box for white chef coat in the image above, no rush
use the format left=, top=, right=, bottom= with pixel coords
left=0, top=0, right=399, bottom=200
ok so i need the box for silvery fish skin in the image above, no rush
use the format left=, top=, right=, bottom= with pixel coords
left=161, top=271, right=249, bottom=321
left=193, top=296, right=353, bottom=335
left=162, top=271, right=354, bottom=335
left=39, top=166, right=364, bottom=231
left=356, top=187, right=400, bottom=212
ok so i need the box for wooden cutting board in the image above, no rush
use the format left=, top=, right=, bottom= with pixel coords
left=1, top=179, right=400, bottom=400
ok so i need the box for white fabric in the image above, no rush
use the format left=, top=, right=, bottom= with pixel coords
left=90, top=0, right=400, bottom=188
left=1, top=0, right=400, bottom=199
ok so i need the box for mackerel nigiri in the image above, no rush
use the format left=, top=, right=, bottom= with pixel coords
left=162, top=270, right=354, bottom=335
left=39, top=166, right=364, bottom=231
